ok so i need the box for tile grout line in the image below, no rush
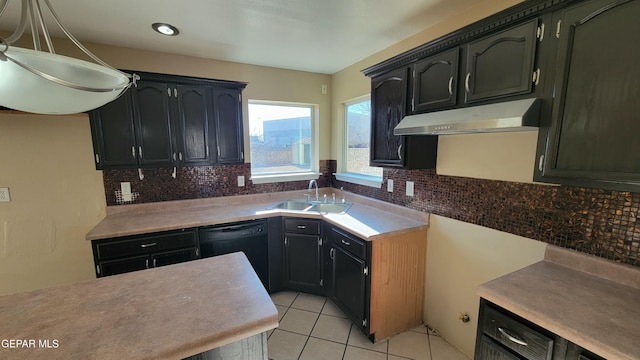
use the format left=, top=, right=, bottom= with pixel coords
left=296, top=297, right=326, bottom=360
left=342, top=324, right=353, bottom=360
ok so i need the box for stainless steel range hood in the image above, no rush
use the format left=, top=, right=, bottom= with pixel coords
left=394, top=98, right=541, bottom=135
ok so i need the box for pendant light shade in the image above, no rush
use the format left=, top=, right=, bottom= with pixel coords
left=0, top=0, right=133, bottom=114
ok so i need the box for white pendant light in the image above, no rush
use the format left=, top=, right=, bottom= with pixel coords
left=0, top=0, right=135, bottom=114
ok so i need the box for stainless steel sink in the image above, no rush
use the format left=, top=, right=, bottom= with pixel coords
left=268, top=200, right=313, bottom=211
left=267, top=200, right=352, bottom=214
left=308, top=202, right=352, bottom=214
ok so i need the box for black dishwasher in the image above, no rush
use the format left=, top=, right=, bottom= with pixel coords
left=198, top=219, right=269, bottom=290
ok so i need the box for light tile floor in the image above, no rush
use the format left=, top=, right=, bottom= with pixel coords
left=268, top=291, right=470, bottom=360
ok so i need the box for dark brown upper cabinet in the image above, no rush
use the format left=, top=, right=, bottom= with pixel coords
left=132, top=81, right=175, bottom=166
left=411, top=48, right=459, bottom=113
left=173, top=85, right=215, bottom=166
left=89, top=71, right=246, bottom=170
left=370, top=68, right=438, bottom=169
left=370, top=68, right=407, bottom=167
left=464, top=19, right=539, bottom=103
left=89, top=89, right=137, bottom=168
left=212, top=88, right=244, bottom=164
left=534, top=0, right=640, bottom=192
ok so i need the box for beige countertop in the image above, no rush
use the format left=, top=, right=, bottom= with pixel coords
left=86, top=189, right=429, bottom=241
left=478, top=245, right=640, bottom=360
left=0, top=252, right=278, bottom=360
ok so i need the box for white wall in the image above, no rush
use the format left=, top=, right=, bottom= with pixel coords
left=0, top=114, right=105, bottom=295
left=425, top=216, right=546, bottom=357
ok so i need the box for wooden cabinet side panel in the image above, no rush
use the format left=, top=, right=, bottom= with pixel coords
left=370, top=230, right=427, bottom=341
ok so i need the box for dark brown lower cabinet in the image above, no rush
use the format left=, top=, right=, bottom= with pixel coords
left=328, top=226, right=371, bottom=335
left=283, top=218, right=323, bottom=295
left=91, top=229, right=198, bottom=278
left=475, top=299, right=605, bottom=360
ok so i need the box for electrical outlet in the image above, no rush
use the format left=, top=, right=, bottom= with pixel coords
left=238, top=176, right=245, bottom=187
left=0, top=187, right=10, bottom=202
left=120, top=182, right=132, bottom=202
left=120, top=182, right=131, bottom=195
left=406, top=181, right=414, bottom=197
left=321, top=84, right=328, bottom=95
left=387, top=179, right=394, bottom=192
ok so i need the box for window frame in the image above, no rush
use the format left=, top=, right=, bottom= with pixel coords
left=335, top=96, right=383, bottom=188
left=248, top=100, right=320, bottom=184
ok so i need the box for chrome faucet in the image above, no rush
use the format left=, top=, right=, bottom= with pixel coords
left=308, top=179, right=319, bottom=201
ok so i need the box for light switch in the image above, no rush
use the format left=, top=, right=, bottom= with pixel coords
left=0, top=187, right=10, bottom=202
left=238, top=176, right=245, bottom=187
left=387, top=179, right=394, bottom=192
left=406, top=181, right=414, bottom=197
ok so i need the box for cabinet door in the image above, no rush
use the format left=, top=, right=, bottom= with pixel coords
left=332, top=245, right=367, bottom=329
left=174, top=85, right=215, bottom=165
left=370, top=68, right=407, bottom=167
left=132, top=81, right=174, bottom=166
left=535, top=0, right=640, bottom=191
left=89, top=89, right=138, bottom=169
left=98, top=255, right=150, bottom=277
left=151, top=248, right=198, bottom=268
left=212, top=88, right=244, bottom=164
left=465, top=19, right=538, bottom=103
left=321, top=223, right=333, bottom=297
left=285, top=233, right=321, bottom=294
left=412, top=48, right=459, bottom=112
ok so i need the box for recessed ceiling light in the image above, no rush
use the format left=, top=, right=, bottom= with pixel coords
left=152, top=23, right=179, bottom=36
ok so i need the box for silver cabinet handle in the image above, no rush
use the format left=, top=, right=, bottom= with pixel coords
left=465, top=73, right=471, bottom=93
left=153, top=258, right=157, bottom=268
left=284, top=237, right=288, bottom=246
left=174, top=88, right=178, bottom=97
left=538, top=154, right=545, bottom=171
left=498, top=327, right=528, bottom=346
left=532, top=68, right=541, bottom=86
left=341, top=239, right=351, bottom=246
left=330, top=248, right=334, bottom=260
left=140, top=243, right=157, bottom=248
left=167, top=88, right=171, bottom=97
left=297, top=225, right=306, bottom=229
left=179, top=152, right=183, bottom=161
left=132, top=146, right=136, bottom=159
left=138, top=146, right=143, bottom=158
left=172, top=152, right=177, bottom=161
left=397, top=144, right=403, bottom=160
left=448, top=76, right=454, bottom=96
left=95, top=154, right=100, bottom=164
left=145, top=259, right=149, bottom=269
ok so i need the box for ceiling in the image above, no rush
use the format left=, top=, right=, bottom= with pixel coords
left=0, top=0, right=478, bottom=74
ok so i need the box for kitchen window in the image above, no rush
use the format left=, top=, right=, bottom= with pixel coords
left=248, top=101, right=319, bottom=184
left=335, top=97, right=383, bottom=187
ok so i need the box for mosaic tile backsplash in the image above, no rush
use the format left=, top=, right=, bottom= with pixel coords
left=102, top=159, right=639, bottom=267
left=102, top=161, right=333, bottom=206
left=329, top=161, right=639, bottom=268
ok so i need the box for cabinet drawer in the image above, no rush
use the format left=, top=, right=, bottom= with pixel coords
left=284, top=218, right=320, bottom=235
left=95, top=229, right=197, bottom=260
left=481, top=305, right=553, bottom=360
left=331, top=227, right=366, bottom=260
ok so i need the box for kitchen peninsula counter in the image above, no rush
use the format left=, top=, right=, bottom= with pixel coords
left=478, top=245, right=640, bottom=360
left=0, top=253, right=278, bottom=360
left=86, top=189, right=429, bottom=241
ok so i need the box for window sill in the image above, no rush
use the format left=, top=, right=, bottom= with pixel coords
left=250, top=172, right=320, bottom=184
left=334, top=173, right=382, bottom=188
